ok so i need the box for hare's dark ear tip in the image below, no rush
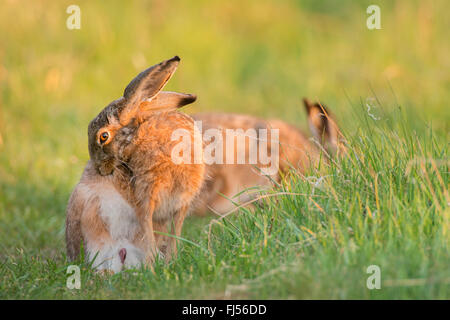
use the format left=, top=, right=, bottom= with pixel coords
left=183, top=94, right=197, bottom=105
left=171, top=55, right=181, bottom=62
left=174, top=93, right=196, bottom=109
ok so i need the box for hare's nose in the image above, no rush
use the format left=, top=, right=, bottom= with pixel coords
left=119, top=248, right=127, bottom=264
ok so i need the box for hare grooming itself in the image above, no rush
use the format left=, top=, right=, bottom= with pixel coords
left=66, top=56, right=205, bottom=273
left=192, top=98, right=346, bottom=215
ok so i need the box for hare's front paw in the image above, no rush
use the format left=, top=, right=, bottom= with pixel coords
left=157, top=249, right=165, bottom=261
left=143, top=247, right=165, bottom=266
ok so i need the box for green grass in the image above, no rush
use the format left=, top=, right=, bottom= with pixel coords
left=0, top=0, right=448, bottom=299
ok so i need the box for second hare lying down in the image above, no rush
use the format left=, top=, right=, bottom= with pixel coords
left=66, top=56, right=204, bottom=273
left=192, top=98, right=346, bottom=215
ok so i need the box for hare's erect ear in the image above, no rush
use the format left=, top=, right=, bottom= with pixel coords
left=303, top=98, right=327, bottom=141
left=120, top=56, right=180, bottom=123
left=124, top=56, right=180, bottom=103
left=303, top=97, right=346, bottom=156
left=140, top=91, right=197, bottom=113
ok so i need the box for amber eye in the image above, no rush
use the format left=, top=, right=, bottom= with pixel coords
left=99, top=131, right=109, bottom=144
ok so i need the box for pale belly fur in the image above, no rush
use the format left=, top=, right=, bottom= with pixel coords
left=78, top=181, right=145, bottom=273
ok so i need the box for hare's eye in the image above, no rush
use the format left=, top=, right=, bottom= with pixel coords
left=99, top=132, right=109, bottom=144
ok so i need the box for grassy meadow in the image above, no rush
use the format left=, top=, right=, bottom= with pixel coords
left=0, top=0, right=448, bottom=299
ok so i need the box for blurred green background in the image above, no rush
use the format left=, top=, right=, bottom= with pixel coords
left=0, top=0, right=448, bottom=298
left=1, top=0, right=449, bottom=180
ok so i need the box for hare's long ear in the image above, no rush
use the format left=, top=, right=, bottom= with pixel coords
left=140, top=91, right=197, bottom=113
left=303, top=97, right=346, bottom=156
left=120, top=56, right=180, bottom=124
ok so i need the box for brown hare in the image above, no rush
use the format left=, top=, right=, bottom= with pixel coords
left=66, top=56, right=205, bottom=273
left=191, top=98, right=346, bottom=215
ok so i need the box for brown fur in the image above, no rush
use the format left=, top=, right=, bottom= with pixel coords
left=66, top=56, right=345, bottom=272
left=191, top=99, right=345, bottom=215
left=66, top=57, right=204, bottom=270
left=119, top=110, right=204, bottom=260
